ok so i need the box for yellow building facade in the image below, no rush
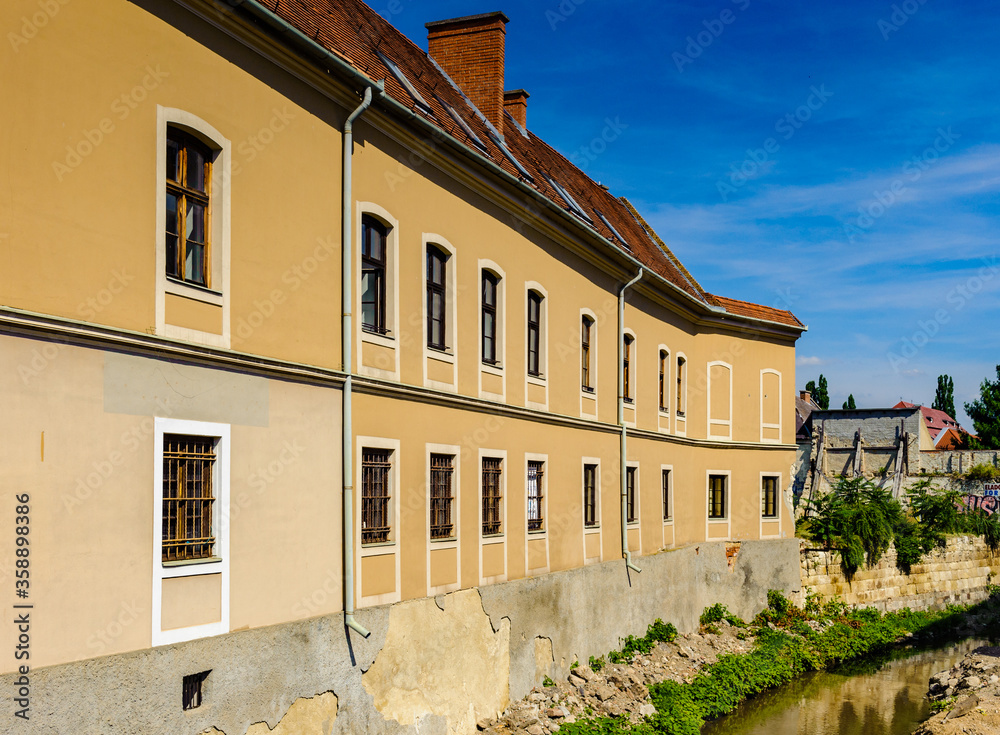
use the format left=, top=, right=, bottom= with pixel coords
left=1, top=0, right=803, bottom=683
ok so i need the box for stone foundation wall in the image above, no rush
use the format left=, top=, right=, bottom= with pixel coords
left=1, top=539, right=800, bottom=735
left=797, top=536, right=1000, bottom=612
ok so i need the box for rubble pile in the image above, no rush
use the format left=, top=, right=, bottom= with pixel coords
left=477, top=621, right=753, bottom=734
left=915, top=646, right=1000, bottom=735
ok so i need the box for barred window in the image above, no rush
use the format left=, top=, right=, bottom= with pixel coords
left=162, top=434, right=216, bottom=562
left=527, top=460, right=544, bottom=532
left=626, top=466, right=638, bottom=523
left=762, top=476, right=778, bottom=519
left=362, top=449, right=392, bottom=545
left=662, top=469, right=672, bottom=521
left=482, top=457, right=503, bottom=535
left=583, top=464, right=598, bottom=528
left=430, top=454, right=455, bottom=539
left=709, top=474, right=727, bottom=520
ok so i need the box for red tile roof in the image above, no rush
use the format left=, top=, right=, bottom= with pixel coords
left=264, top=0, right=802, bottom=330
left=893, top=401, right=964, bottom=434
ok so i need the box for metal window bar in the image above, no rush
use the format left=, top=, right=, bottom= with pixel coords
left=430, top=454, right=454, bottom=539
left=762, top=477, right=777, bottom=518
left=626, top=467, right=637, bottom=523
left=362, top=449, right=392, bottom=544
left=162, top=435, right=216, bottom=562
left=709, top=475, right=726, bottom=519
left=482, top=458, right=503, bottom=535
left=182, top=671, right=210, bottom=711
left=527, top=461, right=544, bottom=531
left=584, top=464, right=597, bottom=527
left=662, top=469, right=671, bottom=520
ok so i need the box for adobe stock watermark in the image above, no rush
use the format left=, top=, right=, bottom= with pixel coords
left=886, top=256, right=1000, bottom=373
left=86, top=600, right=143, bottom=655
left=8, top=0, right=71, bottom=52
left=843, top=127, right=959, bottom=243
left=672, top=0, right=752, bottom=72
left=717, top=84, right=834, bottom=201
left=567, top=117, right=628, bottom=172
left=545, top=0, right=587, bottom=31
left=52, top=66, right=170, bottom=182
left=878, top=0, right=930, bottom=40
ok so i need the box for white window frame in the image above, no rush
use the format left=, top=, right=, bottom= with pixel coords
left=155, top=107, right=231, bottom=349
left=760, top=369, right=783, bottom=444
left=524, top=452, right=549, bottom=576
left=759, top=471, right=783, bottom=539
left=152, top=417, right=230, bottom=647
left=478, top=260, right=506, bottom=401
left=705, top=469, right=732, bottom=540
left=579, top=308, right=598, bottom=418
left=421, top=235, right=459, bottom=391
left=581, top=457, right=602, bottom=565
left=356, top=436, right=402, bottom=607
left=478, top=448, right=508, bottom=585
left=356, top=202, right=400, bottom=380
left=622, top=328, right=637, bottom=424
left=524, top=282, right=549, bottom=411
left=657, top=345, right=671, bottom=428
left=707, top=360, right=733, bottom=441
left=426, top=443, right=461, bottom=596
left=675, top=352, right=688, bottom=436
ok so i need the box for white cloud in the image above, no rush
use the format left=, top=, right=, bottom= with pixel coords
left=797, top=356, right=824, bottom=366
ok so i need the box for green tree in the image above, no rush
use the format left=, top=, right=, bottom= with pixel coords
left=964, top=365, right=1000, bottom=449
left=932, top=374, right=956, bottom=419
left=842, top=394, right=856, bottom=409
left=805, top=375, right=830, bottom=410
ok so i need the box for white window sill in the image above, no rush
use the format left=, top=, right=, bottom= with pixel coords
left=162, top=556, right=222, bottom=568
left=165, top=277, right=223, bottom=306
left=362, top=330, right=396, bottom=349
left=481, top=361, right=504, bottom=375
left=526, top=375, right=547, bottom=387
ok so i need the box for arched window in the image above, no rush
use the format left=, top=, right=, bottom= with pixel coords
left=165, top=129, right=213, bottom=287
left=482, top=271, right=499, bottom=364
left=658, top=349, right=668, bottom=411
left=426, top=245, right=448, bottom=350
left=527, top=290, right=543, bottom=377
left=361, top=216, right=389, bottom=334
left=581, top=316, right=594, bottom=391
left=676, top=356, right=687, bottom=416
left=623, top=334, right=634, bottom=403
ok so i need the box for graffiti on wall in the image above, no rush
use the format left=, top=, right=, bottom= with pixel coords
left=961, top=494, right=998, bottom=516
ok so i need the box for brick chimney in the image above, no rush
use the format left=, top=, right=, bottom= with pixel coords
left=426, top=12, right=509, bottom=131
left=503, top=89, right=529, bottom=128
left=800, top=390, right=812, bottom=403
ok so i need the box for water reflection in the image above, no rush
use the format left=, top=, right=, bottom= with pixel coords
left=701, top=640, right=989, bottom=735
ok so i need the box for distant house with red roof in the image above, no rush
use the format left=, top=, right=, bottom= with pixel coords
left=892, top=402, right=969, bottom=449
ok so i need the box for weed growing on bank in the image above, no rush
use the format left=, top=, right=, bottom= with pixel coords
left=558, top=589, right=1000, bottom=735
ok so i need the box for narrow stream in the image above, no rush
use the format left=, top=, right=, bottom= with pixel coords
left=701, top=638, right=991, bottom=735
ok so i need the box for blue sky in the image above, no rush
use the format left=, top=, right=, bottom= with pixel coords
left=386, top=0, right=1000, bottom=425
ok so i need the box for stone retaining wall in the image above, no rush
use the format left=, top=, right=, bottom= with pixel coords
left=797, top=536, right=1000, bottom=611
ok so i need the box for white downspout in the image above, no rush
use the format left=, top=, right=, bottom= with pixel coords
left=343, top=84, right=381, bottom=638
left=619, top=269, right=643, bottom=573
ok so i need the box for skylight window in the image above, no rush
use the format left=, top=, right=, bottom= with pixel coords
left=595, top=209, right=630, bottom=249
left=486, top=130, right=534, bottom=182
left=545, top=175, right=591, bottom=222
left=504, top=109, right=529, bottom=139
left=434, top=94, right=486, bottom=151
left=375, top=50, right=432, bottom=115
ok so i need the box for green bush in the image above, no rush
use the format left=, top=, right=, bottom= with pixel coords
left=965, top=463, right=1000, bottom=482
left=608, top=619, right=678, bottom=663
left=699, top=603, right=745, bottom=628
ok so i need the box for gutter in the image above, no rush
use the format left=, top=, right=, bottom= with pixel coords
left=618, top=269, right=643, bottom=574
left=342, top=83, right=383, bottom=639
left=220, top=0, right=800, bottom=336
